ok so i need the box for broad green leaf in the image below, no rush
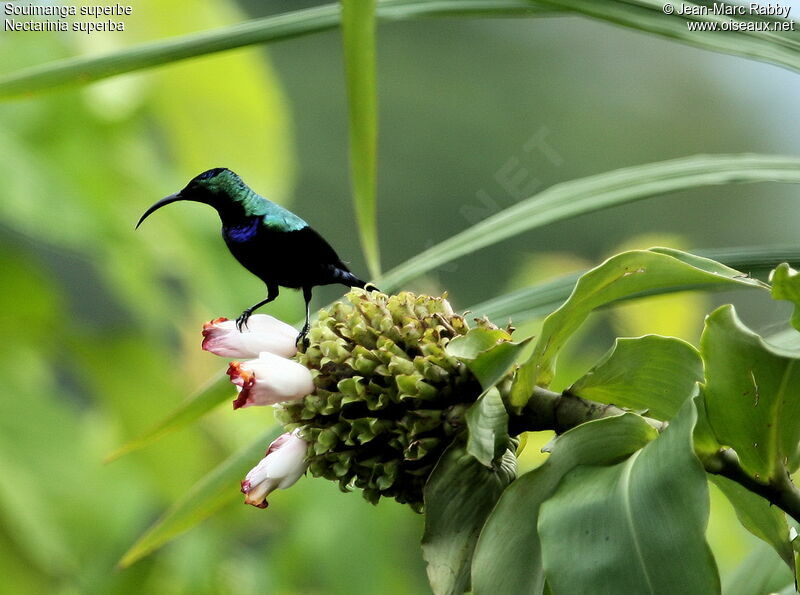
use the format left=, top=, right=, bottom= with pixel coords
left=693, top=389, right=722, bottom=459
left=447, top=328, right=529, bottom=390
left=710, top=474, right=793, bottom=571
left=538, top=400, right=720, bottom=594
left=422, top=440, right=516, bottom=595
left=469, top=245, right=800, bottom=323
left=446, top=327, right=513, bottom=361
left=119, top=425, right=281, bottom=567
left=106, top=373, right=231, bottom=461
left=341, top=0, right=381, bottom=279
left=569, top=335, right=702, bottom=420
left=472, top=413, right=656, bottom=595
left=465, top=388, right=509, bottom=467
left=3, top=1, right=800, bottom=98
left=771, top=263, right=800, bottom=331
left=380, top=156, right=800, bottom=292
left=448, top=329, right=529, bottom=466
left=511, top=249, right=766, bottom=406
left=702, top=305, right=800, bottom=482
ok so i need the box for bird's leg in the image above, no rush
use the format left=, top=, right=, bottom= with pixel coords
left=236, top=283, right=279, bottom=332
left=296, top=286, right=313, bottom=348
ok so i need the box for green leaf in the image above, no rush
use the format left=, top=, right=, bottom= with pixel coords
left=722, top=542, right=794, bottom=595
left=0, top=4, right=339, bottom=99
left=538, top=400, right=720, bottom=594
left=448, top=329, right=530, bottom=466
left=106, top=373, right=231, bottom=462
left=446, top=327, right=513, bottom=361
left=465, top=388, right=509, bottom=467
left=380, top=155, right=800, bottom=292
left=511, top=248, right=766, bottom=406
left=472, top=413, right=657, bottom=595
left=447, top=328, right=529, bottom=390
left=701, top=305, right=800, bottom=481
left=341, top=0, right=381, bottom=279
left=693, top=388, right=722, bottom=459
left=710, top=474, right=794, bottom=571
left=0, top=2, right=550, bottom=99
left=569, top=335, right=702, bottom=420
left=538, top=0, right=800, bottom=74
left=3, top=2, right=800, bottom=98
left=119, top=425, right=281, bottom=567
left=771, top=263, right=800, bottom=331
left=469, top=245, right=800, bottom=323
left=422, top=440, right=516, bottom=595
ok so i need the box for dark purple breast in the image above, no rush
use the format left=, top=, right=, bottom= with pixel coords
left=223, top=218, right=260, bottom=243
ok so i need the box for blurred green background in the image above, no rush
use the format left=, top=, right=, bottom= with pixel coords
left=1, top=0, right=799, bottom=592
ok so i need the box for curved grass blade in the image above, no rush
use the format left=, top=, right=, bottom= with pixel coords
left=538, top=0, right=800, bottom=72
left=3, top=0, right=800, bottom=99
left=380, top=155, right=800, bottom=291
left=105, top=372, right=231, bottom=462
left=469, top=245, right=800, bottom=323
left=510, top=248, right=767, bottom=401
left=342, top=0, right=381, bottom=278
left=0, top=2, right=547, bottom=99
left=119, top=425, right=281, bottom=568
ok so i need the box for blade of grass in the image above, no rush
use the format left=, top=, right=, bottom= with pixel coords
left=2, top=1, right=799, bottom=99
left=378, top=155, right=800, bottom=291
left=538, top=0, right=800, bottom=60
left=342, top=0, right=381, bottom=278
left=119, top=425, right=282, bottom=568
left=0, top=2, right=547, bottom=99
left=105, top=372, right=230, bottom=462
left=468, top=245, right=800, bottom=322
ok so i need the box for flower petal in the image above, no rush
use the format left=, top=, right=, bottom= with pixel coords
left=203, top=315, right=298, bottom=359
left=227, top=353, right=314, bottom=409
left=241, top=430, right=309, bottom=508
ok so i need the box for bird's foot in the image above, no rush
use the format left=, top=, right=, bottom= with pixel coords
left=295, top=325, right=310, bottom=351
left=235, top=309, right=253, bottom=332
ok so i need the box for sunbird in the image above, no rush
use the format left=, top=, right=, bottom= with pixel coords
left=136, top=168, right=372, bottom=343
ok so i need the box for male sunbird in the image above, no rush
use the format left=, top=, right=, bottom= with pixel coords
left=136, top=168, right=372, bottom=343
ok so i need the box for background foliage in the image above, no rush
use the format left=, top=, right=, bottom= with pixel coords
left=1, top=0, right=800, bottom=592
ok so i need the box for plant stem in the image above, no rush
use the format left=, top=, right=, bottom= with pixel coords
left=509, top=386, right=800, bottom=524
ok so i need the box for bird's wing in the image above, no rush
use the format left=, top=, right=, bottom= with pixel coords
left=294, top=226, right=351, bottom=271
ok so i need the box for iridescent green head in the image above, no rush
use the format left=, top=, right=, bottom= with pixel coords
left=136, top=168, right=253, bottom=228
left=182, top=167, right=245, bottom=199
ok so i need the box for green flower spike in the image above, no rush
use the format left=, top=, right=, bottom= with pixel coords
left=275, top=289, right=501, bottom=511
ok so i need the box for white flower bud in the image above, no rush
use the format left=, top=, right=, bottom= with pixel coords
left=241, top=430, right=308, bottom=508
left=227, top=351, right=314, bottom=409
left=203, top=315, right=298, bottom=359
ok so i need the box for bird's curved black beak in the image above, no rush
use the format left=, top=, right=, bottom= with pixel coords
left=136, top=192, right=184, bottom=229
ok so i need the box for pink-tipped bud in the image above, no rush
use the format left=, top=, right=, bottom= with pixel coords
left=202, top=315, right=298, bottom=359
left=227, top=352, right=314, bottom=409
left=241, top=430, right=308, bottom=508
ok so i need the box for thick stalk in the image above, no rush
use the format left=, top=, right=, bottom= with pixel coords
left=509, top=386, right=800, bottom=524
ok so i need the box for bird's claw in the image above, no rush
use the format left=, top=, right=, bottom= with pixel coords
left=236, top=310, right=252, bottom=332
left=295, top=327, right=310, bottom=351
